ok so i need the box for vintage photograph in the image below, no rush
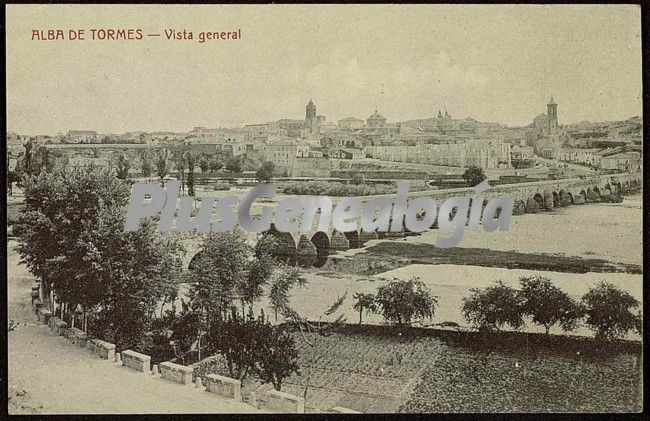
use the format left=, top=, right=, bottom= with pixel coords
left=6, top=4, right=643, bottom=414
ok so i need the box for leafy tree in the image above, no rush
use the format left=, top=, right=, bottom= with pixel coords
left=208, top=156, right=222, bottom=172
left=23, top=139, right=34, bottom=175
left=207, top=313, right=299, bottom=389
left=462, top=281, right=524, bottom=331
left=199, top=156, right=210, bottom=173
left=7, top=170, right=18, bottom=195
left=238, top=252, right=275, bottom=316
left=256, top=161, right=275, bottom=183
left=518, top=276, right=582, bottom=334
left=352, top=292, right=377, bottom=325
left=155, top=150, right=171, bottom=186
left=14, top=166, right=182, bottom=350
left=140, top=150, right=153, bottom=177
left=116, top=154, right=130, bottom=180
left=252, top=322, right=300, bottom=391
left=171, top=147, right=187, bottom=194
left=581, top=282, right=640, bottom=340
left=225, top=156, right=242, bottom=173
left=186, top=151, right=197, bottom=197
left=268, top=264, right=307, bottom=322
left=462, top=165, right=486, bottom=187
left=187, top=230, right=252, bottom=358
left=169, top=299, right=201, bottom=365
left=375, top=278, right=437, bottom=326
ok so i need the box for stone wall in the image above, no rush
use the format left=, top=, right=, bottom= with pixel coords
left=264, top=389, right=305, bottom=413
left=204, top=374, right=242, bottom=401
left=159, top=361, right=194, bottom=385
left=121, top=350, right=151, bottom=373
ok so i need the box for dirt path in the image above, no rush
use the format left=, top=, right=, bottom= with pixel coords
left=7, top=243, right=264, bottom=414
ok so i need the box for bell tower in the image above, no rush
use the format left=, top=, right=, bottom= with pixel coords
left=547, top=95, right=558, bottom=135
left=306, top=98, right=316, bottom=122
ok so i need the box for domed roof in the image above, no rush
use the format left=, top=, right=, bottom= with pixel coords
left=368, top=109, right=386, bottom=120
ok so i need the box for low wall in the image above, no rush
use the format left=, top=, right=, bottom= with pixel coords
left=264, top=389, right=305, bottom=413
left=86, top=338, right=116, bottom=361
left=159, top=361, right=193, bottom=385
left=48, top=317, right=68, bottom=335
left=122, top=350, right=151, bottom=373
left=64, top=327, right=90, bottom=347
left=37, top=307, right=52, bottom=325
left=204, top=374, right=242, bottom=402
left=32, top=299, right=43, bottom=314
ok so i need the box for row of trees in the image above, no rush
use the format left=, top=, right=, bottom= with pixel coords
left=15, top=166, right=303, bottom=391
left=462, top=277, right=641, bottom=340
left=353, top=276, right=641, bottom=341
left=14, top=166, right=183, bottom=350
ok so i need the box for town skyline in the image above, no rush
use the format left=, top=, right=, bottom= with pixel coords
left=6, top=5, right=642, bottom=135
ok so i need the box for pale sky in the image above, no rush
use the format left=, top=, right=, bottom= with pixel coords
left=6, top=4, right=643, bottom=135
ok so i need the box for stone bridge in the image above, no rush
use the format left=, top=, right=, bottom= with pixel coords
left=178, top=172, right=642, bottom=269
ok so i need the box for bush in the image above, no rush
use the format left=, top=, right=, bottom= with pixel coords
left=256, top=161, right=275, bottom=183
left=462, top=281, right=524, bottom=331
left=375, top=278, right=437, bottom=326
left=462, top=166, right=486, bottom=187
left=581, top=282, right=640, bottom=340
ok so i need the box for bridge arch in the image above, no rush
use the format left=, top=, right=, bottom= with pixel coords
left=188, top=250, right=203, bottom=271
left=262, top=225, right=297, bottom=265
left=311, top=231, right=330, bottom=268
left=345, top=230, right=361, bottom=249
left=533, top=193, right=544, bottom=208
left=552, top=191, right=560, bottom=207
left=558, top=189, right=571, bottom=206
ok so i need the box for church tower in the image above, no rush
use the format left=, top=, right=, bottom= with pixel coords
left=306, top=99, right=316, bottom=122
left=547, top=95, right=558, bottom=135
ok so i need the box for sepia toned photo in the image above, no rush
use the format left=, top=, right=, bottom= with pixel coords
left=5, top=4, right=643, bottom=414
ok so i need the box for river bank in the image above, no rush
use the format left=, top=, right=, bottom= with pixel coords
left=335, top=193, right=643, bottom=274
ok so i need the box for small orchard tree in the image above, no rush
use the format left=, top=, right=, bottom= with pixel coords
left=375, top=278, right=437, bottom=326
left=462, top=281, right=524, bottom=331
left=462, top=165, right=486, bottom=187
left=581, top=282, right=640, bottom=340
left=352, top=292, right=377, bottom=325
left=252, top=322, right=300, bottom=391
left=256, top=161, right=275, bottom=183
left=519, top=276, right=582, bottom=334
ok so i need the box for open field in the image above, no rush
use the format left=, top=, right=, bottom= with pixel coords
left=191, top=325, right=641, bottom=413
